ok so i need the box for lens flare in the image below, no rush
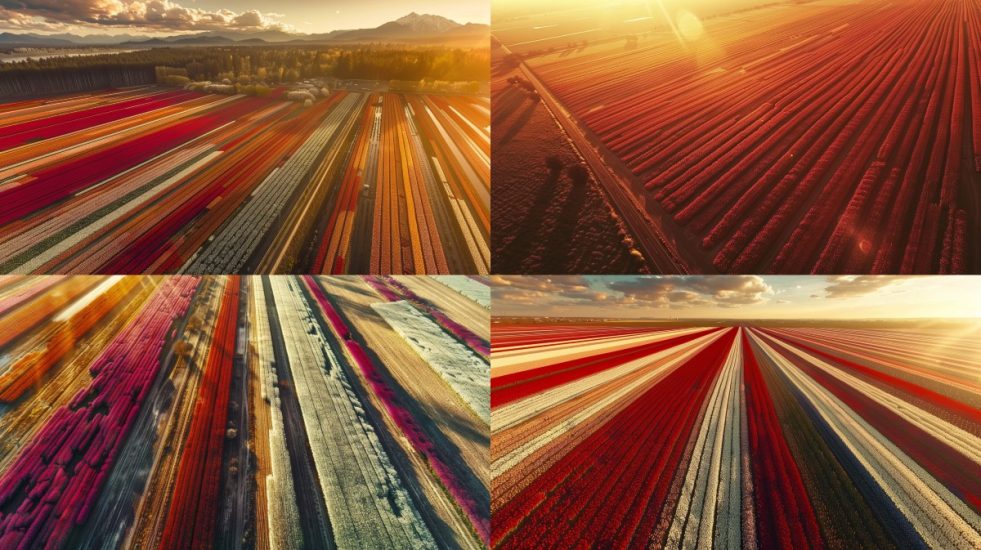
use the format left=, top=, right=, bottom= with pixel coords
left=676, top=10, right=704, bottom=40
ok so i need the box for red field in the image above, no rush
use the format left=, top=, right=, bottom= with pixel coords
left=490, top=43, right=645, bottom=274
left=492, top=0, right=981, bottom=273
left=491, top=321, right=981, bottom=548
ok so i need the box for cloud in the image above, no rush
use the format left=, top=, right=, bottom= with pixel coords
left=490, top=275, right=611, bottom=307
left=490, top=275, right=775, bottom=315
left=0, top=9, right=66, bottom=30
left=822, top=275, right=912, bottom=298
left=231, top=10, right=264, bottom=28
left=0, top=0, right=292, bottom=32
left=608, top=276, right=772, bottom=308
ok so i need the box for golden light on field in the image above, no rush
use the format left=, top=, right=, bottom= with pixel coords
left=491, top=276, right=981, bottom=321
left=651, top=1, right=717, bottom=58
left=653, top=0, right=683, bottom=44
left=676, top=10, right=704, bottom=40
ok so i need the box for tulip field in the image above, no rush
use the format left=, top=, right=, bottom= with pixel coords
left=0, top=86, right=489, bottom=274
left=0, top=275, right=490, bottom=548
left=311, top=94, right=491, bottom=275
left=490, top=321, right=981, bottom=548
left=495, top=0, right=980, bottom=273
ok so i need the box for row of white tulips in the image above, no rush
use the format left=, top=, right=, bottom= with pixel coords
left=250, top=282, right=303, bottom=550
left=185, top=93, right=366, bottom=273
left=430, top=276, right=490, bottom=309
left=666, top=329, right=742, bottom=549
left=270, top=278, right=436, bottom=549
left=750, top=330, right=981, bottom=549
left=371, top=300, right=489, bottom=424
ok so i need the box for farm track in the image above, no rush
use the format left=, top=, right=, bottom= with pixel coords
left=218, top=281, right=253, bottom=550
left=495, top=42, right=688, bottom=274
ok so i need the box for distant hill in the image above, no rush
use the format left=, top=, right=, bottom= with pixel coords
left=0, top=33, right=74, bottom=46
left=393, top=12, right=463, bottom=34
left=1, top=13, right=489, bottom=48
left=130, top=38, right=168, bottom=46
left=168, top=35, right=240, bottom=45
left=327, top=13, right=488, bottom=46
left=44, top=33, right=145, bottom=45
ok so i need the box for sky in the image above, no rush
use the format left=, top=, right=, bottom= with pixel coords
left=0, top=0, right=489, bottom=35
left=490, top=276, right=981, bottom=320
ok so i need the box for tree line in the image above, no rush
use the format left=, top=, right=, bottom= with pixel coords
left=0, top=45, right=488, bottom=97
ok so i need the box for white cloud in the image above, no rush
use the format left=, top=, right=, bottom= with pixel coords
left=0, top=0, right=293, bottom=32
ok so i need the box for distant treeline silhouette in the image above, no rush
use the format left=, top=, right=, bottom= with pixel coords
left=0, top=66, right=155, bottom=97
left=0, top=45, right=489, bottom=98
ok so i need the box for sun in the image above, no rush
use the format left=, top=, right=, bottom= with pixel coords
left=676, top=10, right=704, bottom=40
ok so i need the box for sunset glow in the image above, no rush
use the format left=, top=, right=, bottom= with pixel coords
left=491, top=276, right=981, bottom=319
left=0, top=0, right=489, bottom=35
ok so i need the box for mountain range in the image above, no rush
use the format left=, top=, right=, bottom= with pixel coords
left=0, top=13, right=488, bottom=48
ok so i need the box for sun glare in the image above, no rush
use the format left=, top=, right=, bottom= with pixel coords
left=676, top=10, right=704, bottom=40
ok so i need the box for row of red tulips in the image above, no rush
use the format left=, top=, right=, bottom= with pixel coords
left=0, top=95, right=263, bottom=227
left=0, top=90, right=196, bottom=152
left=161, top=277, right=240, bottom=548
left=742, top=332, right=823, bottom=548
left=493, top=329, right=736, bottom=548
left=492, top=328, right=717, bottom=407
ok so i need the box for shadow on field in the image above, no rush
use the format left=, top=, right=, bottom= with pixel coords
left=324, top=277, right=489, bottom=518
left=496, top=101, right=537, bottom=146
left=497, top=171, right=561, bottom=263
left=541, top=177, right=590, bottom=269
left=325, top=276, right=378, bottom=300
left=491, top=87, right=526, bottom=126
